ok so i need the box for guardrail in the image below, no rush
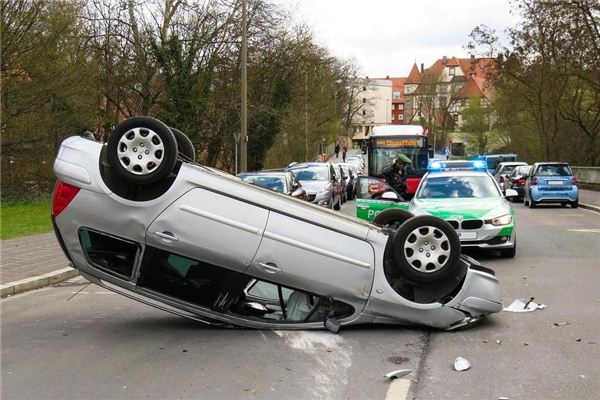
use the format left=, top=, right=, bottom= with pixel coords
left=572, top=166, right=600, bottom=185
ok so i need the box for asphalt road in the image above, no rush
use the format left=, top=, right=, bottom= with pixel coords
left=2, top=200, right=599, bottom=400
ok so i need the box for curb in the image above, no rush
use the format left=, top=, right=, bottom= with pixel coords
left=580, top=203, right=600, bottom=213
left=0, top=267, right=79, bottom=298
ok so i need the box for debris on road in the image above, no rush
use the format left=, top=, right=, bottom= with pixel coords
left=503, top=298, right=546, bottom=312
left=384, top=369, right=413, bottom=379
left=454, top=357, right=471, bottom=371
left=496, top=339, right=502, bottom=345
left=553, top=321, right=570, bottom=326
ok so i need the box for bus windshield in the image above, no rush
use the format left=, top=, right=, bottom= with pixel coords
left=370, top=147, right=429, bottom=177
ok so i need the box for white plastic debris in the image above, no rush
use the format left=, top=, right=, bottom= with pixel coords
left=384, top=369, right=413, bottom=379
left=454, top=357, right=471, bottom=371
left=503, top=298, right=546, bottom=312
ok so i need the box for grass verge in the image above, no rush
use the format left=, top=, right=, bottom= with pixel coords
left=0, top=198, right=52, bottom=240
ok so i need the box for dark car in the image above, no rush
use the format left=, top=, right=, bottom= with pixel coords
left=237, top=171, right=307, bottom=200
left=524, top=162, right=579, bottom=208
left=504, top=165, right=531, bottom=201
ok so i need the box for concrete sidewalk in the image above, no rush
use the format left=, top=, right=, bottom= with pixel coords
left=579, top=188, right=600, bottom=211
left=0, top=232, right=76, bottom=297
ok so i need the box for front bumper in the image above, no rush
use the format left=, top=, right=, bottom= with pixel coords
left=457, top=224, right=515, bottom=249
left=308, top=191, right=332, bottom=207
left=531, top=186, right=578, bottom=202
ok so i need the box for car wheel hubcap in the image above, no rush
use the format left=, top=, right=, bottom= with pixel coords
left=117, top=128, right=165, bottom=175
left=403, top=226, right=451, bottom=273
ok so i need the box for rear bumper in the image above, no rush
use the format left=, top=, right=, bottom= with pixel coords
left=531, top=186, right=578, bottom=202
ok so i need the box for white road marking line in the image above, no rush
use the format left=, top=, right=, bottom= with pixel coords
left=567, top=229, right=600, bottom=233
left=385, top=378, right=411, bottom=400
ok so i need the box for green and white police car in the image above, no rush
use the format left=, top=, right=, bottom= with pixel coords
left=356, top=160, right=518, bottom=257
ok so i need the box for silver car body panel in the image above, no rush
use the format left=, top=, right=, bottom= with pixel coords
left=53, top=136, right=502, bottom=330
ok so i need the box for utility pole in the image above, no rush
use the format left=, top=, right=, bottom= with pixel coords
left=239, top=0, right=248, bottom=172
left=304, top=73, right=308, bottom=162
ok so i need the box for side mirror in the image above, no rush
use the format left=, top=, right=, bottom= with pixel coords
left=291, top=188, right=305, bottom=198
left=381, top=191, right=399, bottom=200
left=505, top=189, right=518, bottom=198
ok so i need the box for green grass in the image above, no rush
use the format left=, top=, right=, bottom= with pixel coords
left=0, top=198, right=53, bottom=240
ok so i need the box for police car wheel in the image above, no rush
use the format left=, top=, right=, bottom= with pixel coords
left=373, top=209, right=414, bottom=229
left=392, top=215, right=462, bottom=283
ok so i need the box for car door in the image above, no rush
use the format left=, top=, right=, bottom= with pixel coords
left=146, top=187, right=269, bottom=273
left=354, top=176, right=410, bottom=222
left=248, top=212, right=375, bottom=311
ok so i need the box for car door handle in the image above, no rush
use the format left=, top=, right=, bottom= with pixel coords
left=257, top=262, right=281, bottom=274
left=357, top=204, right=369, bottom=209
left=154, top=231, right=179, bottom=242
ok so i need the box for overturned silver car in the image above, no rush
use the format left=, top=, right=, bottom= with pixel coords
left=52, top=116, right=502, bottom=331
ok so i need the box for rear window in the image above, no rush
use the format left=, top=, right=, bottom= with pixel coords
left=537, top=165, right=572, bottom=176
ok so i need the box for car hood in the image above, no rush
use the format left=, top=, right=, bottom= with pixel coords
left=299, top=180, right=329, bottom=194
left=410, top=197, right=510, bottom=220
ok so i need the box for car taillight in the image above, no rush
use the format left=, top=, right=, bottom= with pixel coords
left=517, top=179, right=526, bottom=185
left=531, top=176, right=538, bottom=185
left=499, top=176, right=504, bottom=183
left=52, top=180, right=80, bottom=217
left=571, top=177, right=577, bottom=185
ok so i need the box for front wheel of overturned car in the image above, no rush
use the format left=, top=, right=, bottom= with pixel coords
left=108, top=116, right=178, bottom=185
left=373, top=209, right=414, bottom=229
left=170, top=127, right=195, bottom=161
left=392, top=215, right=462, bottom=283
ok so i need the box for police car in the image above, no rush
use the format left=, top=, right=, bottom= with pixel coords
left=355, top=160, right=518, bottom=257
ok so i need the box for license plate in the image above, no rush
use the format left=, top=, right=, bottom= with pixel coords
left=457, top=231, right=477, bottom=240
left=548, top=180, right=564, bottom=185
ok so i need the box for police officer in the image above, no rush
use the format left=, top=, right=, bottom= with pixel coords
left=381, top=156, right=410, bottom=199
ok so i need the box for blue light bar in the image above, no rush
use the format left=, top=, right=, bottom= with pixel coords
left=427, top=159, right=488, bottom=171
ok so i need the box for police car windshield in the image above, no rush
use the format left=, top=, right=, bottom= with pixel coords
left=417, top=176, right=499, bottom=199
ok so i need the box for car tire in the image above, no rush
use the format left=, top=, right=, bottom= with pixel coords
left=524, top=195, right=529, bottom=207
left=334, top=195, right=341, bottom=210
left=500, top=238, right=516, bottom=258
left=528, top=192, right=536, bottom=208
left=107, top=116, right=178, bottom=186
left=373, top=209, right=415, bottom=229
left=391, top=215, right=462, bottom=283
left=571, top=200, right=578, bottom=208
left=170, top=127, right=195, bottom=161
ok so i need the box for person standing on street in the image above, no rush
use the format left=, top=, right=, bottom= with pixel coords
left=381, top=155, right=411, bottom=200
left=342, top=146, right=347, bottom=162
left=335, top=143, right=340, bottom=158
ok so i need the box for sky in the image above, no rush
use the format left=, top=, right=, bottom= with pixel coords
left=276, top=0, right=521, bottom=77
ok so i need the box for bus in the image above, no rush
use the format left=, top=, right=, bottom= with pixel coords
left=367, top=125, right=432, bottom=198
left=473, top=153, right=518, bottom=174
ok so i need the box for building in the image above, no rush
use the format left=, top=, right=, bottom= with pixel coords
left=348, top=78, right=392, bottom=147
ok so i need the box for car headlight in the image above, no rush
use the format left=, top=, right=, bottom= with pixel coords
left=491, top=214, right=512, bottom=226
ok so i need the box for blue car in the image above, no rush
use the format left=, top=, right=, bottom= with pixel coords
left=524, top=162, right=578, bottom=208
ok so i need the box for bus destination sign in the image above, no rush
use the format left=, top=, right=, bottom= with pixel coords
left=374, top=138, right=423, bottom=148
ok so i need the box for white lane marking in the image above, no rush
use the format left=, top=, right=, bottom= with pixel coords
left=567, top=229, right=600, bottom=233
left=274, top=331, right=352, bottom=400
left=385, top=378, right=411, bottom=400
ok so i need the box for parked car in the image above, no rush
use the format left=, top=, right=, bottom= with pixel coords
left=355, top=160, right=518, bottom=258
left=51, top=116, right=502, bottom=331
left=346, top=156, right=364, bottom=173
left=237, top=171, right=307, bottom=200
left=333, top=163, right=357, bottom=201
left=524, top=162, right=579, bottom=208
left=286, top=162, right=343, bottom=210
left=504, top=165, right=531, bottom=201
left=333, top=165, right=349, bottom=203
left=494, top=161, right=528, bottom=190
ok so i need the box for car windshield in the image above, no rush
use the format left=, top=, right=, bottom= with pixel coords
left=499, top=165, right=516, bottom=174
left=510, top=166, right=530, bottom=177
left=417, top=176, right=499, bottom=199
left=371, top=148, right=428, bottom=176
left=537, top=165, right=572, bottom=176
left=289, top=166, right=329, bottom=181
left=240, top=175, right=286, bottom=192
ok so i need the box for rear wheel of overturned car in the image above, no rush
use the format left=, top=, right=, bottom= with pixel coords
left=108, top=116, right=178, bottom=185
left=170, top=127, right=196, bottom=161
left=373, top=209, right=414, bottom=229
left=392, top=215, right=462, bottom=283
